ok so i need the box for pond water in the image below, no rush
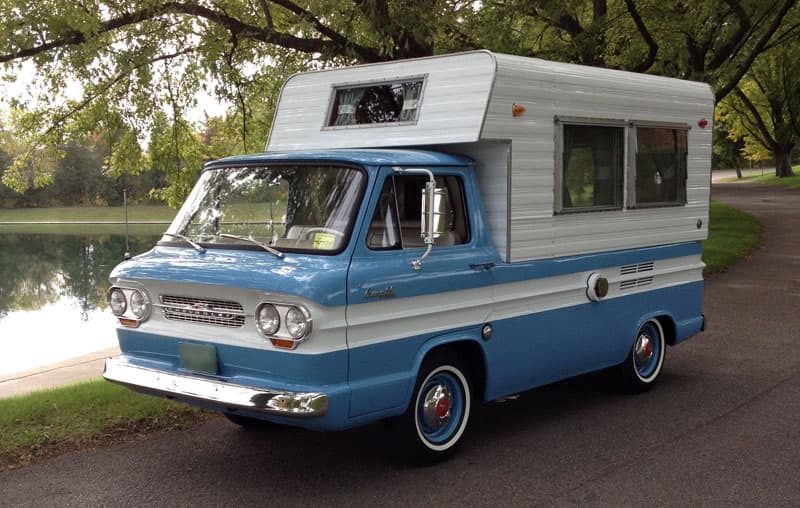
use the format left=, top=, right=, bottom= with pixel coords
left=0, top=230, right=161, bottom=376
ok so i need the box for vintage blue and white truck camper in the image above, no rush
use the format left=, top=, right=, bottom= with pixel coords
left=104, top=51, right=713, bottom=461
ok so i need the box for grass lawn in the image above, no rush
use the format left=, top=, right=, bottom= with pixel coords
left=0, top=380, right=216, bottom=472
left=716, top=165, right=800, bottom=188
left=0, top=223, right=167, bottom=236
left=0, top=205, right=175, bottom=223
left=702, top=200, right=762, bottom=275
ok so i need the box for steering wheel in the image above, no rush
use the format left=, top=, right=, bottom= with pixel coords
left=303, top=227, right=344, bottom=240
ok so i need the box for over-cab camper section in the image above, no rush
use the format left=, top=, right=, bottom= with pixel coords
left=268, top=50, right=714, bottom=263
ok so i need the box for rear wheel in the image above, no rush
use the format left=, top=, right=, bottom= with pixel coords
left=618, top=318, right=666, bottom=392
left=398, top=356, right=473, bottom=463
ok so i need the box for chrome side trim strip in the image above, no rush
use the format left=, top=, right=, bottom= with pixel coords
left=103, top=358, right=328, bottom=417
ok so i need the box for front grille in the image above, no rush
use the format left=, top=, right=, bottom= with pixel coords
left=159, top=295, right=245, bottom=328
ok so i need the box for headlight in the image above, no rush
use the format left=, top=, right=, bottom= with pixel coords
left=285, top=306, right=310, bottom=339
left=109, top=289, right=127, bottom=316
left=129, top=290, right=149, bottom=319
left=256, top=303, right=281, bottom=336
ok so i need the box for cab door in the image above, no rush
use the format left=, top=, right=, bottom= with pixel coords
left=345, top=166, right=498, bottom=417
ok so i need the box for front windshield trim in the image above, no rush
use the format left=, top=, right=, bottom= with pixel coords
left=160, top=162, right=368, bottom=256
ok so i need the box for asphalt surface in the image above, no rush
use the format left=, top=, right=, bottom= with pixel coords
left=1, top=183, right=798, bottom=507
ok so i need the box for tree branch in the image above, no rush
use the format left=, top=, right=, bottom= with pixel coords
left=258, top=0, right=274, bottom=29
left=0, top=2, right=384, bottom=65
left=715, top=0, right=797, bottom=102
left=623, top=0, right=658, bottom=73
left=734, top=87, right=777, bottom=147
left=707, top=0, right=751, bottom=70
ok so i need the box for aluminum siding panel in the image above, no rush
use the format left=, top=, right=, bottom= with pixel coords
left=267, top=52, right=496, bottom=151
left=483, top=54, right=713, bottom=262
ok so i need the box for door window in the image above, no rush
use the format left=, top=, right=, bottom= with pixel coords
left=366, top=175, right=469, bottom=250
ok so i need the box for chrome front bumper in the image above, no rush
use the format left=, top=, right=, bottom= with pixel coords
left=103, top=357, right=328, bottom=417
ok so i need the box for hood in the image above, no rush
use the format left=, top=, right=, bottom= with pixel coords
left=109, top=246, right=349, bottom=307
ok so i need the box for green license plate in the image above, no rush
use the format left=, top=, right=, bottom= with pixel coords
left=178, top=342, right=218, bottom=375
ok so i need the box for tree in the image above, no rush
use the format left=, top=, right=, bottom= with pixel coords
left=717, top=44, right=800, bottom=177
left=1, top=1, right=798, bottom=200
left=0, top=1, right=478, bottom=198
left=471, top=0, right=799, bottom=102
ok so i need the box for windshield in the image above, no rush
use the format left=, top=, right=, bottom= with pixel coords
left=166, top=164, right=365, bottom=253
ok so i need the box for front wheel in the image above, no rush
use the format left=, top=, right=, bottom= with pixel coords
left=397, top=357, right=473, bottom=463
left=618, top=318, right=666, bottom=393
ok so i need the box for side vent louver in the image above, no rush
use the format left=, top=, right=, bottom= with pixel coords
left=619, top=262, right=656, bottom=291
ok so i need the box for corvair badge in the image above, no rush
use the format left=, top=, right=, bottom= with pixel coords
left=365, top=286, right=396, bottom=299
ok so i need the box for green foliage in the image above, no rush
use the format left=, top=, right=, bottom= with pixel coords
left=716, top=43, right=800, bottom=176
left=0, top=1, right=799, bottom=203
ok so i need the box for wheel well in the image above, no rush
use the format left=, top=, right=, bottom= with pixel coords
left=423, top=341, right=486, bottom=402
left=655, top=315, right=677, bottom=345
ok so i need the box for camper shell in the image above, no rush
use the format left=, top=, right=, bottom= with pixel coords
left=104, top=51, right=712, bottom=462
left=269, top=50, right=712, bottom=262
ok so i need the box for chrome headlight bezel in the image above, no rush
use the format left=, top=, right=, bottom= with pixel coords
left=253, top=301, right=313, bottom=348
left=285, top=305, right=311, bottom=339
left=107, top=285, right=151, bottom=325
left=255, top=303, right=281, bottom=336
left=109, top=288, right=127, bottom=316
left=129, top=289, right=151, bottom=319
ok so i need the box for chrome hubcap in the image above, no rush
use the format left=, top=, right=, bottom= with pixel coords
left=422, top=384, right=453, bottom=430
left=635, top=333, right=654, bottom=366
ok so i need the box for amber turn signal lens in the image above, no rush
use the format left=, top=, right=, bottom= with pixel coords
left=512, top=103, right=526, bottom=117
left=119, top=318, right=139, bottom=328
left=270, top=338, right=296, bottom=349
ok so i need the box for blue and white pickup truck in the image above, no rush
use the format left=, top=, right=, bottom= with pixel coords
left=104, top=51, right=712, bottom=461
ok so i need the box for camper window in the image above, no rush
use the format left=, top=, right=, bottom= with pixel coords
left=632, top=127, right=688, bottom=207
left=367, top=175, right=468, bottom=250
left=557, top=124, right=624, bottom=213
left=327, top=79, right=424, bottom=127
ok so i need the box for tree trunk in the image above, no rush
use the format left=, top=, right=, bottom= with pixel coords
left=774, top=144, right=795, bottom=177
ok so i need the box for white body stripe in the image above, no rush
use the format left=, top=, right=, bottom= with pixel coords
left=124, top=254, right=701, bottom=356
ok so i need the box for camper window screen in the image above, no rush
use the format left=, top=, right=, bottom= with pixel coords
left=560, top=124, right=624, bottom=212
left=633, top=127, right=688, bottom=207
left=327, top=79, right=423, bottom=127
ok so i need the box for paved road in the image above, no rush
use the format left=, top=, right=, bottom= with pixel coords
left=2, top=183, right=798, bottom=507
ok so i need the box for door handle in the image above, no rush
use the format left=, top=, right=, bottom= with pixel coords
left=469, top=262, right=496, bottom=271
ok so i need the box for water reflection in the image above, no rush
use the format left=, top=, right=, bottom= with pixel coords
left=0, top=232, right=159, bottom=375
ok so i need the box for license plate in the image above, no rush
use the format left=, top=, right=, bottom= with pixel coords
left=178, top=342, right=218, bottom=375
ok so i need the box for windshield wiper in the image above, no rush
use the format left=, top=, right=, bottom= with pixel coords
left=218, top=233, right=284, bottom=258
left=162, top=233, right=206, bottom=253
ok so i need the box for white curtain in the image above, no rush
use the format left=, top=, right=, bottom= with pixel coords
left=334, top=88, right=365, bottom=125
left=399, top=82, right=421, bottom=121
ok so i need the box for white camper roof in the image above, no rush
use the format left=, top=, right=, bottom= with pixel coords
left=266, top=50, right=713, bottom=152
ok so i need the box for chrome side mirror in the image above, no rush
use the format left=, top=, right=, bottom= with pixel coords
left=420, top=185, right=447, bottom=243
left=392, top=167, right=437, bottom=271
